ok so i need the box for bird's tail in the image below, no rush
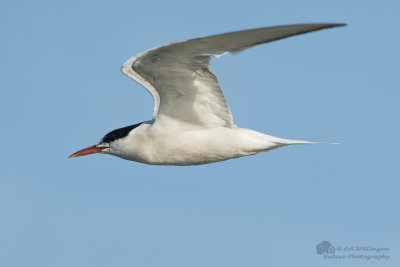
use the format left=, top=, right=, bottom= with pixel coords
left=279, top=138, right=339, bottom=145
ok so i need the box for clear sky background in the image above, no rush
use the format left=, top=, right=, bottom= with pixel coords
left=1, top=0, right=399, bottom=266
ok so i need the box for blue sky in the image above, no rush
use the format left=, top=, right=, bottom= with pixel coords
left=1, top=0, right=399, bottom=266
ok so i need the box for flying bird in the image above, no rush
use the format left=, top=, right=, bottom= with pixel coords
left=69, top=23, right=345, bottom=165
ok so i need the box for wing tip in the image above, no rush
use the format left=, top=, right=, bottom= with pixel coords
left=324, top=22, right=348, bottom=28
left=278, top=22, right=347, bottom=31
left=289, top=22, right=347, bottom=30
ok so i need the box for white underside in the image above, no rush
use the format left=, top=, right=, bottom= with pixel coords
left=106, top=121, right=314, bottom=165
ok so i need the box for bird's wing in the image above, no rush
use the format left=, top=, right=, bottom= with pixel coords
left=122, top=23, right=345, bottom=128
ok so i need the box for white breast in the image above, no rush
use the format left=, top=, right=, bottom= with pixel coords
left=109, top=122, right=286, bottom=165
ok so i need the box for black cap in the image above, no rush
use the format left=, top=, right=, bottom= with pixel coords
left=101, top=122, right=143, bottom=143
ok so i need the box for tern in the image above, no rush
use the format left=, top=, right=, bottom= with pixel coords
left=69, top=23, right=345, bottom=165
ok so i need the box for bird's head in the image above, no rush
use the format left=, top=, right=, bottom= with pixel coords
left=68, top=123, right=143, bottom=159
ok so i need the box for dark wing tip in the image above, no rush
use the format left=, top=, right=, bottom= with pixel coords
left=323, top=23, right=347, bottom=27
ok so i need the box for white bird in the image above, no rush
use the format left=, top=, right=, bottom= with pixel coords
left=69, top=23, right=345, bottom=165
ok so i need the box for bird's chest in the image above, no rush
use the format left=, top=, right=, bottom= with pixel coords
left=139, top=128, right=249, bottom=165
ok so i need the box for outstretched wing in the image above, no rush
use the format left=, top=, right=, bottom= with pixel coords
left=122, top=23, right=345, bottom=128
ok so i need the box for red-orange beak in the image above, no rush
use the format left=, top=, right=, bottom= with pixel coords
left=69, top=145, right=103, bottom=158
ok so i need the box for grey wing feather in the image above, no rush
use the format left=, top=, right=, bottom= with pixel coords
left=123, top=23, right=346, bottom=128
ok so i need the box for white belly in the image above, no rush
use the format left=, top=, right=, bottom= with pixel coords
left=112, top=123, right=287, bottom=165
